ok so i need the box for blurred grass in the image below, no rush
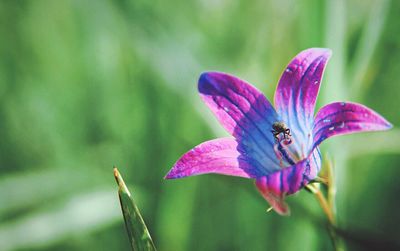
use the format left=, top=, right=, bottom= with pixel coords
left=0, top=0, right=399, bottom=250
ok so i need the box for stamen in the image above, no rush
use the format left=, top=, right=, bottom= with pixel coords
left=273, top=144, right=285, bottom=168
left=274, top=141, right=296, bottom=166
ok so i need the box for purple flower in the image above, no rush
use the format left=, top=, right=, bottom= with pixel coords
left=165, top=48, right=392, bottom=215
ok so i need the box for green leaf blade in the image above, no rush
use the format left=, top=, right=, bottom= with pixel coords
left=114, top=168, right=157, bottom=251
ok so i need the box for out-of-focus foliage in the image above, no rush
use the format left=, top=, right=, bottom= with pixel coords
left=0, top=0, right=399, bottom=250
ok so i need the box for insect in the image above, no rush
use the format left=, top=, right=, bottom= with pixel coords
left=271, top=121, right=291, bottom=142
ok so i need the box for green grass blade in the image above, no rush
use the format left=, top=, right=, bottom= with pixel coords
left=114, top=168, right=157, bottom=251
left=349, top=0, right=390, bottom=99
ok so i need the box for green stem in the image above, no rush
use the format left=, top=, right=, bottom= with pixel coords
left=307, top=183, right=344, bottom=251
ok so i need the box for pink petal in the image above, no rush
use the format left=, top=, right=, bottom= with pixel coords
left=165, top=138, right=260, bottom=179
left=199, top=72, right=282, bottom=173
left=313, top=102, right=392, bottom=148
left=274, top=48, right=332, bottom=153
left=255, top=176, right=290, bottom=216
left=255, top=148, right=322, bottom=215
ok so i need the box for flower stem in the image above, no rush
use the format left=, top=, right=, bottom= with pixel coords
left=313, top=185, right=335, bottom=225
left=306, top=183, right=344, bottom=251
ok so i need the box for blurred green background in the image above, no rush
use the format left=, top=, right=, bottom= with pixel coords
left=0, top=0, right=399, bottom=250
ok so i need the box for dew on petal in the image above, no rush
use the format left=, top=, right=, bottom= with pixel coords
left=323, top=119, right=331, bottom=123
left=329, top=126, right=335, bottom=131
left=339, top=122, right=345, bottom=128
left=340, top=102, right=346, bottom=106
left=314, top=80, right=319, bottom=85
left=223, top=107, right=230, bottom=112
left=285, top=68, right=292, bottom=73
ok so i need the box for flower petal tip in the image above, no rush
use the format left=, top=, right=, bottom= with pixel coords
left=271, top=202, right=291, bottom=216
left=164, top=167, right=180, bottom=179
left=384, top=120, right=393, bottom=130
left=268, top=197, right=291, bottom=216
left=306, top=47, right=332, bottom=57
left=255, top=178, right=291, bottom=216
left=198, top=72, right=214, bottom=91
left=163, top=172, right=173, bottom=180
left=373, top=111, right=393, bottom=130
left=301, top=48, right=333, bottom=63
left=198, top=71, right=227, bottom=94
left=278, top=208, right=291, bottom=216
left=199, top=71, right=211, bottom=80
